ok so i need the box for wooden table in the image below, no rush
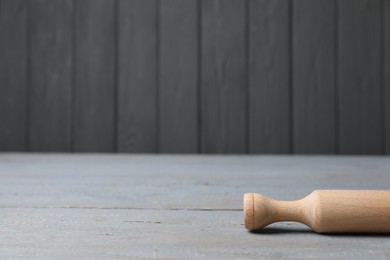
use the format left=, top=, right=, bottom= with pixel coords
left=0, top=154, right=389, bottom=259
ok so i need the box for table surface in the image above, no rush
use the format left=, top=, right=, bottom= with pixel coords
left=0, top=154, right=389, bottom=259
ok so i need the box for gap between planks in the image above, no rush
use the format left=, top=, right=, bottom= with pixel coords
left=0, top=205, right=242, bottom=211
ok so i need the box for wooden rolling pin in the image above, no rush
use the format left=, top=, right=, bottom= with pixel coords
left=244, top=190, right=390, bottom=233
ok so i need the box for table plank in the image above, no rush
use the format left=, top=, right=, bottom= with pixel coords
left=1, top=208, right=389, bottom=259
left=0, top=154, right=389, bottom=258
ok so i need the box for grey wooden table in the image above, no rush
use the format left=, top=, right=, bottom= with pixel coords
left=0, top=154, right=389, bottom=259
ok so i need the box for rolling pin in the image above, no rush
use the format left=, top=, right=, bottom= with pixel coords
left=243, top=190, right=390, bottom=233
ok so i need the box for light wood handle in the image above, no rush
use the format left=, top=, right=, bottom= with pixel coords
left=244, top=190, right=390, bottom=233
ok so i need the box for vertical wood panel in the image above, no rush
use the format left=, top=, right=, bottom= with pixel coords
left=0, top=0, right=27, bottom=151
left=293, top=0, right=336, bottom=153
left=201, top=0, right=246, bottom=153
left=117, top=0, right=158, bottom=153
left=0, top=0, right=388, bottom=155
left=249, top=0, right=290, bottom=153
left=385, top=0, right=390, bottom=154
left=159, top=0, right=198, bottom=153
left=74, top=0, right=116, bottom=152
left=339, top=0, right=383, bottom=154
left=29, top=0, right=73, bottom=151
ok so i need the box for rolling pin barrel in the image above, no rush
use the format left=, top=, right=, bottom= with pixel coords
left=244, top=190, right=390, bottom=233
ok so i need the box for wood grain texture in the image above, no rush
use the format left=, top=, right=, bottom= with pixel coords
left=159, top=0, right=198, bottom=153
left=0, top=154, right=390, bottom=258
left=338, top=0, right=383, bottom=154
left=1, top=207, right=389, bottom=259
left=0, top=0, right=26, bottom=151
left=385, top=0, right=390, bottom=154
left=293, top=0, right=336, bottom=154
left=246, top=190, right=390, bottom=233
left=201, top=0, right=247, bottom=153
left=1, top=154, right=389, bottom=211
left=29, top=0, right=73, bottom=151
left=117, top=0, right=158, bottom=153
left=73, top=0, right=116, bottom=152
left=1, top=0, right=389, bottom=155
left=249, top=0, right=290, bottom=154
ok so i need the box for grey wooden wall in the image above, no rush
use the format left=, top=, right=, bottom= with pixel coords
left=0, top=0, right=389, bottom=154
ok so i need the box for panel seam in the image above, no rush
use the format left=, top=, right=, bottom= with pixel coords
left=70, top=0, right=76, bottom=152
left=335, top=0, right=340, bottom=154
left=113, top=0, right=119, bottom=153
left=381, top=0, right=386, bottom=154
left=156, top=0, right=161, bottom=153
left=197, top=0, right=202, bottom=153
left=245, top=0, right=250, bottom=154
left=25, top=0, right=31, bottom=151
left=289, top=0, right=294, bottom=154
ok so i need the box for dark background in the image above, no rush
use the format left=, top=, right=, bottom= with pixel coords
left=0, top=0, right=389, bottom=154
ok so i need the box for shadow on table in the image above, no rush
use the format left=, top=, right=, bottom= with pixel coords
left=249, top=227, right=313, bottom=235
left=249, top=227, right=390, bottom=237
